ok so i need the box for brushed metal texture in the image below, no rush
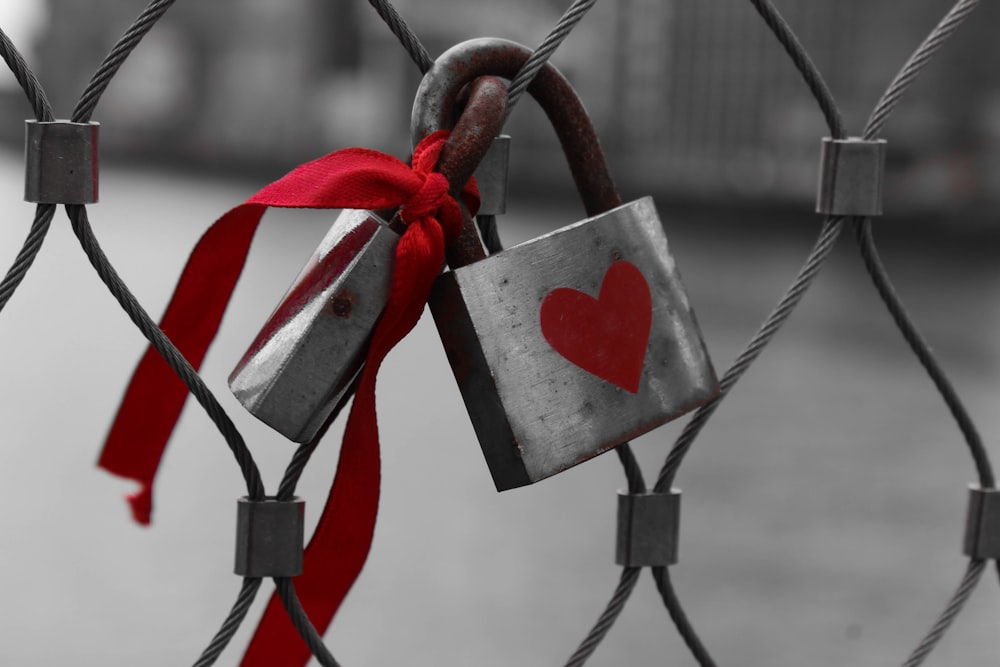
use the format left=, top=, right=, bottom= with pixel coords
left=430, top=197, right=719, bottom=490
left=229, top=209, right=397, bottom=443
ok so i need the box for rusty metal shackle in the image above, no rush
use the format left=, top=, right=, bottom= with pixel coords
left=411, top=37, right=622, bottom=231
left=410, top=74, right=509, bottom=268
left=424, top=75, right=509, bottom=207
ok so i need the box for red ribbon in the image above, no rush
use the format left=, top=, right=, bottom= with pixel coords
left=98, top=130, right=478, bottom=663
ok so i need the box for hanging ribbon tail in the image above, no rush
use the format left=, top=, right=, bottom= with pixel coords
left=96, top=144, right=439, bottom=526
left=241, top=214, right=448, bottom=667
left=98, top=204, right=266, bottom=525
left=241, top=211, right=456, bottom=667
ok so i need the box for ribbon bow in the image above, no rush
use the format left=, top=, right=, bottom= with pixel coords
left=98, top=130, right=478, bottom=665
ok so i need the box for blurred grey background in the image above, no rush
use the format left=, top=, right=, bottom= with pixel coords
left=0, top=1, right=998, bottom=665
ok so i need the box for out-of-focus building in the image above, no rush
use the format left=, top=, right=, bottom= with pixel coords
left=28, top=0, right=1000, bottom=215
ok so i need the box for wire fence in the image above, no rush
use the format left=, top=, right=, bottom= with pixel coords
left=0, top=0, right=996, bottom=665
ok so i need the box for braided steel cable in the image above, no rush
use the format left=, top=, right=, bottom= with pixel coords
left=276, top=374, right=359, bottom=502
left=864, top=0, right=980, bottom=142
left=901, top=559, right=988, bottom=667
left=853, top=219, right=995, bottom=488
left=0, top=27, right=52, bottom=121
left=275, top=577, right=343, bottom=667
left=191, top=577, right=264, bottom=667
left=647, top=2, right=848, bottom=663
left=854, top=0, right=992, bottom=489
left=505, top=0, right=597, bottom=116
left=59, top=0, right=269, bottom=499
left=654, top=0, right=846, bottom=491
left=66, top=204, right=266, bottom=500
left=367, top=0, right=433, bottom=74
left=652, top=567, right=718, bottom=667
left=0, top=28, right=56, bottom=315
left=563, top=567, right=642, bottom=667
left=847, top=1, right=997, bottom=657
left=71, top=0, right=178, bottom=123
left=655, top=216, right=845, bottom=490
left=0, top=205, right=56, bottom=313
left=557, top=443, right=647, bottom=667
left=747, top=0, right=845, bottom=140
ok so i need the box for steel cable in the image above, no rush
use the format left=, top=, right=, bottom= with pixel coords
left=647, top=2, right=848, bottom=663
left=191, top=577, right=264, bottom=667
left=0, top=28, right=56, bottom=316
left=655, top=0, right=847, bottom=489
left=848, top=0, right=997, bottom=657
left=367, top=0, right=433, bottom=74
left=0, top=205, right=56, bottom=314
left=71, top=0, right=178, bottom=123
left=864, top=0, right=980, bottom=142
left=901, top=559, right=988, bottom=667
left=853, top=219, right=994, bottom=488
left=3, top=3, right=273, bottom=665
left=275, top=577, right=343, bottom=667
left=0, top=27, right=52, bottom=121
left=563, top=567, right=642, bottom=667
left=655, top=215, right=845, bottom=490
left=66, top=204, right=265, bottom=500
left=854, top=0, right=992, bottom=490
left=61, top=0, right=267, bottom=497
left=504, top=0, right=597, bottom=117
left=557, top=443, right=647, bottom=667
left=652, top=567, right=718, bottom=667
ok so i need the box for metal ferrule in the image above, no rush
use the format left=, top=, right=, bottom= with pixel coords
left=963, top=485, right=1000, bottom=559
left=616, top=489, right=682, bottom=567
left=815, top=137, right=887, bottom=216
left=234, top=496, right=305, bottom=578
left=24, top=120, right=100, bottom=204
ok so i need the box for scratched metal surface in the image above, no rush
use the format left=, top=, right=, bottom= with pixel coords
left=432, top=197, right=717, bottom=488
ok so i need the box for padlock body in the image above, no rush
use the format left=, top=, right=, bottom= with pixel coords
left=430, top=197, right=718, bottom=490
left=229, top=209, right=397, bottom=443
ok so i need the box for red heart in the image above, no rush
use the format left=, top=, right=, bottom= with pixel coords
left=539, top=260, right=652, bottom=393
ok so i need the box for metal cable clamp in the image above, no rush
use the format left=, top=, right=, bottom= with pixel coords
left=24, top=120, right=100, bottom=204
left=235, top=497, right=305, bottom=577
left=815, top=137, right=887, bottom=216
left=963, top=485, right=1000, bottom=559
left=616, top=489, right=681, bottom=567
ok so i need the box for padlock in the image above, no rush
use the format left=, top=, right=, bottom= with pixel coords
left=228, top=208, right=397, bottom=443
left=228, top=72, right=512, bottom=444
left=416, top=38, right=720, bottom=491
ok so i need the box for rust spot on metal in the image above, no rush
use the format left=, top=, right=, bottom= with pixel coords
left=329, top=290, right=357, bottom=318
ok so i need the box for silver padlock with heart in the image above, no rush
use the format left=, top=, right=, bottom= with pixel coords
left=416, top=38, right=720, bottom=491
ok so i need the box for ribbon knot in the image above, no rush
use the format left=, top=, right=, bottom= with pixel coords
left=400, top=170, right=450, bottom=225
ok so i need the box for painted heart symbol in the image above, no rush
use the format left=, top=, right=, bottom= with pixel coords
left=539, top=260, right=652, bottom=393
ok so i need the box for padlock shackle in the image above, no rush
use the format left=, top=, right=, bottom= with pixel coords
left=435, top=75, right=509, bottom=203
left=394, top=75, right=507, bottom=268
left=434, top=75, right=508, bottom=268
left=412, top=37, right=622, bottom=220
